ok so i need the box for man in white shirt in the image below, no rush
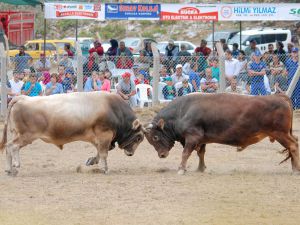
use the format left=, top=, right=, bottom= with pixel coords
left=8, top=72, right=24, bottom=102
left=225, top=50, right=239, bottom=85
left=171, top=64, right=189, bottom=85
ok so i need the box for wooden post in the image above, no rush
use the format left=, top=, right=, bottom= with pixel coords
left=151, top=42, right=160, bottom=105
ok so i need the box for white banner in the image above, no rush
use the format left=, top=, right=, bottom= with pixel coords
left=45, top=2, right=105, bottom=20
left=219, top=4, right=300, bottom=21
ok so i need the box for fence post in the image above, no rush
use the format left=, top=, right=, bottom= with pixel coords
left=76, top=41, right=83, bottom=92
left=286, top=52, right=300, bottom=98
left=216, top=42, right=226, bottom=93
left=0, top=43, right=7, bottom=119
left=151, top=42, right=159, bottom=105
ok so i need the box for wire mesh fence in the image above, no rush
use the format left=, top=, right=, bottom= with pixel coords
left=1, top=48, right=300, bottom=114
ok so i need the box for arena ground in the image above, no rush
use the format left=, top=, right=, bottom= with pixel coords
left=0, top=110, right=300, bottom=225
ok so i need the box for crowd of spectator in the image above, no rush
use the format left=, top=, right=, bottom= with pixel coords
left=8, top=37, right=300, bottom=109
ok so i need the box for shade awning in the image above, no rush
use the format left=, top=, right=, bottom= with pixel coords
left=0, top=0, right=42, bottom=6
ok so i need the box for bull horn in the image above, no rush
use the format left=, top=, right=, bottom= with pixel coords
left=132, top=119, right=141, bottom=130
left=142, top=123, right=153, bottom=133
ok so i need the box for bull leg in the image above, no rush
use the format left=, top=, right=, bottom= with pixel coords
left=274, top=133, right=300, bottom=172
left=5, top=141, right=20, bottom=176
left=97, top=142, right=110, bottom=174
left=197, top=144, right=206, bottom=172
left=178, top=145, right=194, bottom=175
left=86, top=150, right=100, bottom=166
left=5, top=148, right=13, bottom=174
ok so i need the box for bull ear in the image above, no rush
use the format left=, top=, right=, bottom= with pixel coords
left=157, top=119, right=164, bottom=130
left=142, top=123, right=153, bottom=133
left=132, top=119, right=141, bottom=130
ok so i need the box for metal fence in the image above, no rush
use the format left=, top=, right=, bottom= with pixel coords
left=0, top=43, right=299, bottom=118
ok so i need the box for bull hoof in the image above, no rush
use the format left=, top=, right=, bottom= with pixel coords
left=177, top=169, right=186, bottom=175
left=197, top=166, right=206, bottom=172
left=5, top=168, right=18, bottom=176
left=86, top=157, right=99, bottom=166
left=12, top=163, right=20, bottom=168
left=100, top=169, right=109, bottom=175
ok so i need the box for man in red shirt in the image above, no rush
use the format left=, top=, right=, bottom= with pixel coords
left=89, top=40, right=104, bottom=57
left=64, top=43, right=74, bottom=58
left=195, top=39, right=211, bottom=58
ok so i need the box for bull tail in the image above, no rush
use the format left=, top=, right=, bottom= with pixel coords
left=0, top=97, right=20, bottom=152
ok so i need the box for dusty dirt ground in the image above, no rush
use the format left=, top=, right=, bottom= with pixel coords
left=1, top=111, right=300, bottom=225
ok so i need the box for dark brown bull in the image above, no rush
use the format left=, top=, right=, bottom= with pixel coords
left=143, top=93, right=299, bottom=175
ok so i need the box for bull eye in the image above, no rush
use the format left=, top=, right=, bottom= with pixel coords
left=153, top=136, right=159, bottom=141
left=136, top=136, right=141, bottom=142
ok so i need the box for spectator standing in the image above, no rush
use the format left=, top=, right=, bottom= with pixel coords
left=59, top=52, right=74, bottom=71
left=14, top=46, right=33, bottom=74
left=236, top=50, right=248, bottom=86
left=62, top=69, right=75, bottom=93
left=165, top=39, right=179, bottom=73
left=177, top=44, right=191, bottom=66
left=248, top=51, right=267, bottom=96
left=287, top=43, right=294, bottom=54
left=171, top=64, right=188, bottom=85
left=200, top=68, right=218, bottom=93
left=89, top=40, right=104, bottom=57
left=210, top=58, right=220, bottom=81
left=274, top=41, right=286, bottom=62
left=285, top=47, right=300, bottom=109
left=270, top=54, right=285, bottom=91
left=144, top=42, right=153, bottom=57
left=64, top=43, right=74, bottom=58
left=195, top=39, right=211, bottom=58
left=22, top=74, right=42, bottom=97
left=45, top=73, right=64, bottom=95
left=245, top=39, right=260, bottom=57
left=116, top=41, right=133, bottom=69
left=225, top=50, right=239, bottom=85
left=232, top=43, right=239, bottom=58
left=107, top=39, right=118, bottom=59
left=188, top=62, right=201, bottom=92
left=117, top=72, right=137, bottom=107
left=220, top=39, right=229, bottom=52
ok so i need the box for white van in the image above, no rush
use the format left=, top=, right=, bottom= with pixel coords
left=228, top=28, right=292, bottom=54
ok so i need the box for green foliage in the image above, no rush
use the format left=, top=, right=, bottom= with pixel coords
left=140, top=20, right=152, bottom=27
left=57, top=20, right=76, bottom=32
left=142, top=31, right=154, bottom=39
left=98, top=24, right=126, bottom=40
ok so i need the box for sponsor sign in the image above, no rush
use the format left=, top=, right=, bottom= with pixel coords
left=105, top=4, right=160, bottom=20
left=45, top=3, right=105, bottom=20
left=160, top=4, right=218, bottom=21
left=219, top=4, right=300, bottom=21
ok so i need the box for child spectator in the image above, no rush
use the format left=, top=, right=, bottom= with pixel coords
left=232, top=43, right=239, bottom=58
left=188, top=62, right=200, bottom=92
left=7, top=72, right=24, bottom=102
left=45, top=73, right=64, bottom=95
left=178, top=79, right=191, bottom=96
left=162, top=77, right=176, bottom=100
left=99, top=71, right=111, bottom=92
left=62, top=69, right=75, bottom=93
left=210, top=58, right=220, bottom=81
left=200, top=68, right=218, bottom=93
left=134, top=72, right=150, bottom=85
left=22, top=73, right=42, bottom=97
left=159, top=65, right=170, bottom=81
left=270, top=54, right=285, bottom=91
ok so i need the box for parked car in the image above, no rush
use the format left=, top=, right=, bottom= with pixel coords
left=228, top=28, right=292, bottom=53
left=8, top=39, right=75, bottom=59
left=157, top=41, right=196, bottom=55
left=121, top=37, right=157, bottom=54
left=205, top=30, right=239, bottom=49
left=66, top=37, right=94, bottom=56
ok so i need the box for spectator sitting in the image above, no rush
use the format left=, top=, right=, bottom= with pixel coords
left=84, top=71, right=101, bottom=92
left=45, top=73, right=64, bottom=95
left=200, top=68, right=218, bottom=93
left=220, top=39, right=229, bottom=51
left=225, top=50, right=239, bottom=85
left=165, top=39, right=179, bottom=73
left=57, top=65, right=65, bottom=83
left=59, top=52, right=74, bottom=71
left=99, top=71, right=111, bottom=92
left=225, top=77, right=243, bottom=94
left=177, top=44, right=191, bottom=65
left=107, top=39, right=118, bottom=59
left=14, top=45, right=33, bottom=74
left=40, top=71, right=51, bottom=86
left=178, top=79, right=191, bottom=96
left=116, top=41, right=134, bottom=69
left=264, top=43, right=275, bottom=66
left=83, top=52, right=100, bottom=79
left=134, top=72, right=149, bottom=85
left=136, top=50, right=151, bottom=72
left=210, top=57, right=220, bottom=81
left=7, top=72, right=24, bottom=102
left=188, top=62, right=201, bottom=92
left=22, top=68, right=31, bottom=83
left=171, top=64, right=188, bottom=85
left=64, top=43, right=74, bottom=58
left=117, top=72, right=137, bottom=107
left=159, top=65, right=170, bottom=81
left=62, top=69, right=75, bottom=93
left=162, top=76, right=176, bottom=100
left=22, top=73, right=42, bottom=97
left=245, top=39, right=261, bottom=57
left=89, top=40, right=104, bottom=57
left=195, top=39, right=211, bottom=59
left=248, top=51, right=267, bottom=96
left=232, top=43, right=239, bottom=58
left=35, top=53, right=50, bottom=76
left=144, top=42, right=153, bottom=57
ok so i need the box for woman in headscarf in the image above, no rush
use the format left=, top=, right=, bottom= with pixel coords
left=107, top=39, right=118, bottom=60
left=117, top=72, right=137, bottom=107
left=83, top=52, right=100, bottom=83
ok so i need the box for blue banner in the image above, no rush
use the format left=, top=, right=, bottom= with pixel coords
left=105, top=3, right=160, bottom=20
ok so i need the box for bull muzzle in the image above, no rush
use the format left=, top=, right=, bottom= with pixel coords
left=158, top=151, right=169, bottom=158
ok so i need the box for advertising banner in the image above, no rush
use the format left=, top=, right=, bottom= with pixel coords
left=160, top=4, right=218, bottom=21
left=45, top=2, right=105, bottom=20
left=105, top=3, right=160, bottom=20
left=219, top=4, right=300, bottom=21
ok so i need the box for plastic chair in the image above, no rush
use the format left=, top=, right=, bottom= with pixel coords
left=136, top=84, right=153, bottom=108
left=158, top=82, right=172, bottom=103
